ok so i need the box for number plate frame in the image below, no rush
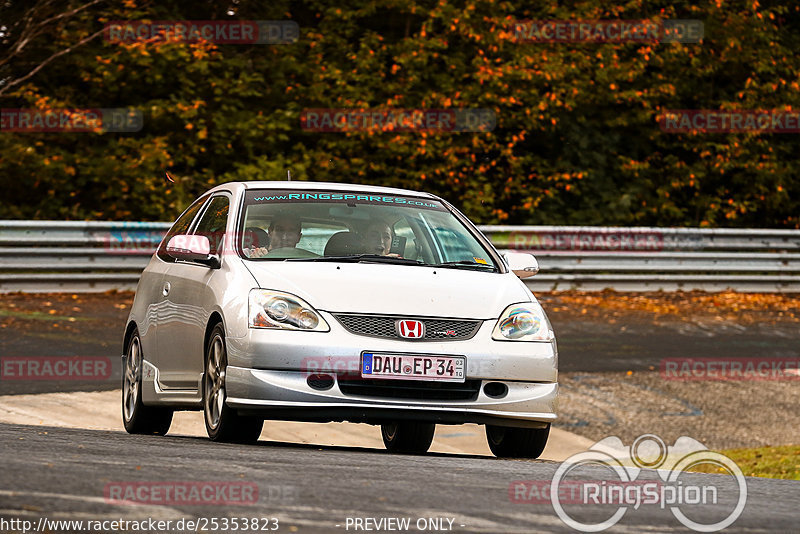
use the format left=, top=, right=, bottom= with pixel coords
left=360, top=352, right=466, bottom=383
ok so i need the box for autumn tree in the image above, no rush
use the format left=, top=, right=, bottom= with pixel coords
left=0, top=0, right=798, bottom=227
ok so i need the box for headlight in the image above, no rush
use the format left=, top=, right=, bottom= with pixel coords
left=491, top=302, right=553, bottom=341
left=249, top=289, right=329, bottom=331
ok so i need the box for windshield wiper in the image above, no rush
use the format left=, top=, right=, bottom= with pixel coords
left=287, top=254, right=423, bottom=265
left=430, top=260, right=498, bottom=271
left=286, top=256, right=495, bottom=270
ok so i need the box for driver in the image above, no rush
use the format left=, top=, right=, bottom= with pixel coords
left=268, top=215, right=302, bottom=251
left=364, top=219, right=396, bottom=256
left=249, top=215, right=302, bottom=258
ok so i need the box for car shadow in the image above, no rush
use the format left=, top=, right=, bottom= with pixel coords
left=158, top=432, right=496, bottom=461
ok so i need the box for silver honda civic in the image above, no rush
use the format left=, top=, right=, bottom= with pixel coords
left=122, top=181, right=557, bottom=457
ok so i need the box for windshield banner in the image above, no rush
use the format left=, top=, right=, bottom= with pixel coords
left=246, top=190, right=446, bottom=211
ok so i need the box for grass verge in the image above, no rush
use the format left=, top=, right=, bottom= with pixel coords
left=688, top=445, right=800, bottom=480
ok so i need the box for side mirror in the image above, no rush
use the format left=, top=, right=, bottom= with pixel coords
left=503, top=252, right=539, bottom=278
left=166, top=235, right=220, bottom=268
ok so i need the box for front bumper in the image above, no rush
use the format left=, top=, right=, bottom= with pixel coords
left=224, top=311, right=558, bottom=427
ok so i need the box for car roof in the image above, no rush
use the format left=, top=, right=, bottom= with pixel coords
left=206, top=181, right=439, bottom=200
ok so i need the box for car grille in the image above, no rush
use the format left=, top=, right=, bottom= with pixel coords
left=332, top=314, right=481, bottom=341
left=337, top=377, right=481, bottom=401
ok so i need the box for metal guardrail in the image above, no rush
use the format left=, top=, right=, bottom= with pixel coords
left=0, top=221, right=798, bottom=292
left=487, top=225, right=800, bottom=292
left=0, top=221, right=168, bottom=293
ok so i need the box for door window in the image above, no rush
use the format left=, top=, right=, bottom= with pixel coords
left=156, top=195, right=208, bottom=262
left=193, top=195, right=230, bottom=255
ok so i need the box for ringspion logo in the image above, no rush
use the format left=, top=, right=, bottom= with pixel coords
left=540, top=434, right=747, bottom=532
left=510, top=480, right=663, bottom=505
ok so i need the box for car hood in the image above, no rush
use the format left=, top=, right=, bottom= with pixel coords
left=243, top=261, right=533, bottom=319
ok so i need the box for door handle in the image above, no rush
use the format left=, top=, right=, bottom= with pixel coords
left=162, top=282, right=170, bottom=296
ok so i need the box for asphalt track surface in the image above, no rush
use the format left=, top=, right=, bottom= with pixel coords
left=2, top=423, right=798, bottom=533
left=1, top=293, right=798, bottom=532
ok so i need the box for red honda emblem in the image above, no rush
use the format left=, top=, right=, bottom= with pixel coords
left=396, top=319, right=425, bottom=339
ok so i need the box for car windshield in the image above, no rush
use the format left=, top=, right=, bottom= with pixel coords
left=237, top=189, right=498, bottom=271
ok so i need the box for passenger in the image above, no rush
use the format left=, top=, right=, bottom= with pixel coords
left=364, top=220, right=396, bottom=256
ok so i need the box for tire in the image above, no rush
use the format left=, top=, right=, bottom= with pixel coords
left=122, top=328, right=173, bottom=435
left=203, top=323, right=263, bottom=443
left=486, top=423, right=550, bottom=459
left=381, top=422, right=435, bottom=454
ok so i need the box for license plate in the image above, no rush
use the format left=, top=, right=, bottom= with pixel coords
left=361, top=352, right=465, bottom=382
